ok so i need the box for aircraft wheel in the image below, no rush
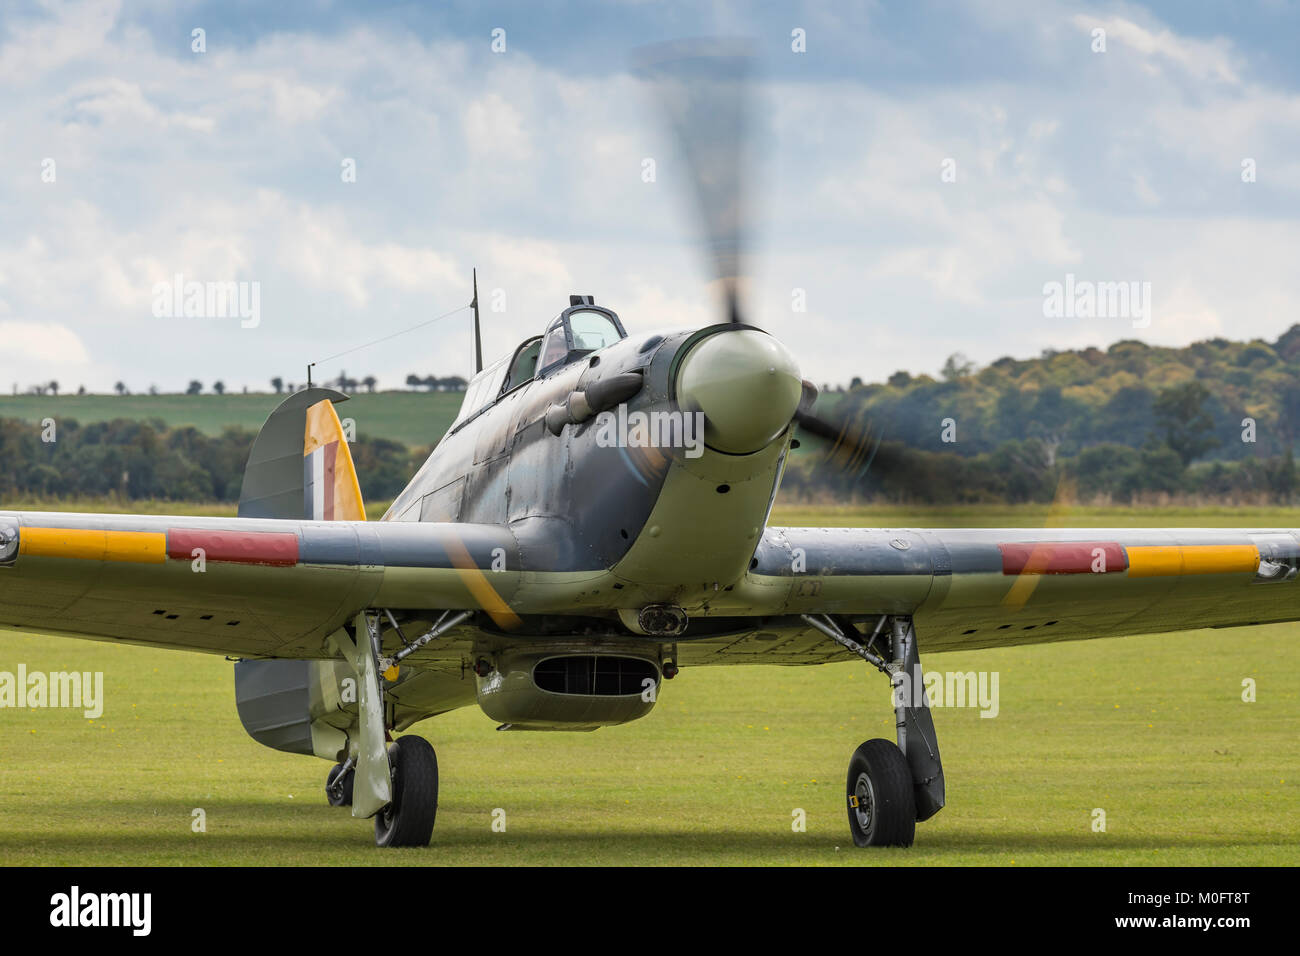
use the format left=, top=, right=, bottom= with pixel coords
left=846, top=739, right=916, bottom=847
left=325, top=762, right=353, bottom=807
left=374, top=735, right=438, bottom=848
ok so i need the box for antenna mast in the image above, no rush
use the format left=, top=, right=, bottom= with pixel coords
left=471, top=268, right=483, bottom=374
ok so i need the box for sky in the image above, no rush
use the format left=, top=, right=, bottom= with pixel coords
left=3, top=0, right=1300, bottom=394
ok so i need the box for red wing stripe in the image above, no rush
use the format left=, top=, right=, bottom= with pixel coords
left=167, top=529, right=299, bottom=567
left=999, top=541, right=1126, bottom=575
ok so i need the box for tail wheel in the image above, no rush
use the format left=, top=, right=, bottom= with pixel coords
left=374, top=736, right=439, bottom=848
left=846, top=739, right=916, bottom=847
left=325, top=762, right=354, bottom=807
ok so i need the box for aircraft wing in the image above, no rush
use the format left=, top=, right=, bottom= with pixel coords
left=708, top=525, right=1300, bottom=656
left=6, top=511, right=1295, bottom=663
left=0, top=511, right=519, bottom=659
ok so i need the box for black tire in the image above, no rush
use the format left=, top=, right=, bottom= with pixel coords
left=374, top=736, right=438, bottom=848
left=846, top=739, right=916, bottom=847
left=325, top=763, right=354, bottom=807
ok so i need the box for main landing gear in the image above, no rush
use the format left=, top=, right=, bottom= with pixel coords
left=326, top=739, right=440, bottom=847
left=803, top=614, right=945, bottom=848
left=373, top=735, right=439, bottom=847
left=325, top=612, right=446, bottom=848
left=846, top=739, right=915, bottom=846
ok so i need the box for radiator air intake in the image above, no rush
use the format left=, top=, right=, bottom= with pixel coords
left=477, top=648, right=661, bottom=731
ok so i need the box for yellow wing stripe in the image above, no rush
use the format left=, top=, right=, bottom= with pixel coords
left=1127, top=545, right=1259, bottom=577
left=19, top=528, right=166, bottom=563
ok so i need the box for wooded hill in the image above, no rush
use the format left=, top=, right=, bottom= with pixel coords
left=788, top=326, right=1300, bottom=504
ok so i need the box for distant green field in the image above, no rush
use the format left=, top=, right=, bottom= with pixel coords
left=771, top=503, right=1300, bottom=528
left=0, top=389, right=845, bottom=454
left=0, top=504, right=1295, bottom=865
left=0, top=392, right=462, bottom=448
left=0, top=496, right=391, bottom=520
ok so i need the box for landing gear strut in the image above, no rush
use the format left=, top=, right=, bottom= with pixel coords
left=803, top=614, right=945, bottom=848
left=334, top=611, right=444, bottom=847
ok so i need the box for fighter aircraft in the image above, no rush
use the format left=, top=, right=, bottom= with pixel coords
left=2, top=40, right=1295, bottom=849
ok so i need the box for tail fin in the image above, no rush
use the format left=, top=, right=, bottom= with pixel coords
left=238, top=387, right=365, bottom=521
left=234, top=387, right=367, bottom=760
left=304, top=397, right=365, bottom=521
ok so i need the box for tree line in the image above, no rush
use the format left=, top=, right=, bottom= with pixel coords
left=6, top=328, right=1300, bottom=506
left=0, top=418, right=422, bottom=503
left=792, top=327, right=1300, bottom=504
left=15, top=373, right=471, bottom=397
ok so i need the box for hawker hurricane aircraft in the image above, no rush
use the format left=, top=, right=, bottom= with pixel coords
left=1, top=41, right=1294, bottom=849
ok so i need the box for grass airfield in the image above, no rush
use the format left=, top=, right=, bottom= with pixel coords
left=0, top=504, right=1296, bottom=866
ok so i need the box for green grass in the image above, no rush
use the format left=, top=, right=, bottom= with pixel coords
left=0, top=504, right=1296, bottom=865
left=0, top=392, right=462, bottom=448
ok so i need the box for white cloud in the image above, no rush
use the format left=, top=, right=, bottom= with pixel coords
left=463, top=92, right=533, bottom=162
left=0, top=320, right=90, bottom=366
left=1071, top=14, right=1240, bottom=86
left=67, top=77, right=214, bottom=131
left=0, top=0, right=1299, bottom=398
left=228, top=72, right=336, bottom=124
left=0, top=0, right=120, bottom=85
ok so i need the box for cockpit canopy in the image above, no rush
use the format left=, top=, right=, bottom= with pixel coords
left=451, top=299, right=627, bottom=429
left=537, top=306, right=625, bottom=376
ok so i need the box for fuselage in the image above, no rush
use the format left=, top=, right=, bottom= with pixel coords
left=382, top=318, right=806, bottom=616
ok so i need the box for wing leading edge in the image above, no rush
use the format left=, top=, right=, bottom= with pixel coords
left=0, top=512, right=519, bottom=659
left=725, top=526, right=1300, bottom=652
